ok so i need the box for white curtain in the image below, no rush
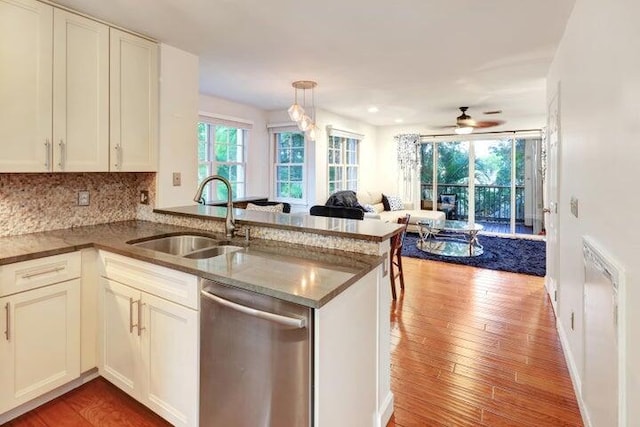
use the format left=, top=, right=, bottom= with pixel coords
left=395, top=134, right=421, bottom=206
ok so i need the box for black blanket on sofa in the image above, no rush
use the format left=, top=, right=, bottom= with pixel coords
left=325, top=190, right=362, bottom=209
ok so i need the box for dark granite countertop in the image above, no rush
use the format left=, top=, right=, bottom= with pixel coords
left=0, top=221, right=383, bottom=308
left=153, top=204, right=402, bottom=242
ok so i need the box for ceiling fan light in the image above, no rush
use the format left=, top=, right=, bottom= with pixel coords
left=455, top=126, right=473, bottom=135
left=288, top=103, right=305, bottom=122
left=298, top=114, right=313, bottom=131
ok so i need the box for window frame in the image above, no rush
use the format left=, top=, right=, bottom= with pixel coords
left=197, top=119, right=248, bottom=202
left=270, top=126, right=307, bottom=205
left=327, top=135, right=360, bottom=195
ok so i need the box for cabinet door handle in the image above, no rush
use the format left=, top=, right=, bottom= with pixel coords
left=137, top=300, right=145, bottom=336
left=114, top=144, right=122, bottom=170
left=44, top=139, right=51, bottom=170
left=129, top=297, right=135, bottom=333
left=58, top=139, right=65, bottom=169
left=4, top=302, right=9, bottom=341
left=21, top=265, right=65, bottom=279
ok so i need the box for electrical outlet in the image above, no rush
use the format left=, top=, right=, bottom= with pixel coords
left=78, top=191, right=90, bottom=206
left=140, top=190, right=149, bottom=205
left=570, top=197, right=579, bottom=218
left=172, top=172, right=181, bottom=187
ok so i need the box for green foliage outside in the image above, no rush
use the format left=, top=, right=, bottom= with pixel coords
left=276, top=132, right=305, bottom=199
left=420, top=139, right=528, bottom=221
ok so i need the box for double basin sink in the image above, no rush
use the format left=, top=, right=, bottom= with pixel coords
left=128, top=234, right=243, bottom=260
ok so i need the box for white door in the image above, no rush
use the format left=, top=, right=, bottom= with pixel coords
left=52, top=9, right=109, bottom=172
left=0, top=0, right=53, bottom=172
left=99, top=278, right=141, bottom=399
left=110, top=28, right=158, bottom=172
left=545, top=87, right=561, bottom=314
left=141, top=293, right=199, bottom=427
left=0, top=280, right=80, bottom=413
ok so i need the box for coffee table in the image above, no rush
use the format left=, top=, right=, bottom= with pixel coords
left=416, top=219, right=483, bottom=257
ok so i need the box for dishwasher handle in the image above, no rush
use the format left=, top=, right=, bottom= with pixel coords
left=201, top=289, right=307, bottom=329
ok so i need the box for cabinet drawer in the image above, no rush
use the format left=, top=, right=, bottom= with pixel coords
left=99, top=251, right=198, bottom=310
left=0, top=252, right=81, bottom=297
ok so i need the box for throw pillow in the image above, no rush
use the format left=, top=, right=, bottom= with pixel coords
left=381, top=194, right=391, bottom=211
left=387, top=195, right=404, bottom=211
left=440, top=195, right=456, bottom=205
left=362, top=203, right=376, bottom=213
left=246, top=203, right=284, bottom=213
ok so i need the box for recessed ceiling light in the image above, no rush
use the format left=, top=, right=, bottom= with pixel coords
left=394, top=118, right=403, bottom=123
left=367, top=106, right=379, bottom=113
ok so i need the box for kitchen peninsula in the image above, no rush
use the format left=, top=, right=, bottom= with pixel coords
left=0, top=208, right=401, bottom=427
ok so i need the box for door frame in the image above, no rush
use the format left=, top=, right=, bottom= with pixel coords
left=545, top=83, right=561, bottom=315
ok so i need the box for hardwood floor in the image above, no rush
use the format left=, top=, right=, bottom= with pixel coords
left=387, top=257, right=583, bottom=426
left=6, top=257, right=582, bottom=427
left=5, top=377, right=171, bottom=427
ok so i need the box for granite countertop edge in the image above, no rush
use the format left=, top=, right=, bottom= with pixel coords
left=153, top=206, right=402, bottom=242
left=0, top=221, right=384, bottom=309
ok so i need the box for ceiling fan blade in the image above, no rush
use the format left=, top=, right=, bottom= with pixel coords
left=471, top=120, right=505, bottom=129
left=433, top=124, right=456, bottom=129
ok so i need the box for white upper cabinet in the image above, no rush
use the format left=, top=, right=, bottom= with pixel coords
left=110, top=29, right=159, bottom=172
left=0, top=0, right=158, bottom=173
left=0, top=0, right=53, bottom=172
left=53, top=9, right=109, bottom=172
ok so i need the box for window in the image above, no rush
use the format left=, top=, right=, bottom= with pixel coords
left=274, top=131, right=305, bottom=201
left=328, top=136, right=359, bottom=194
left=197, top=120, right=248, bottom=202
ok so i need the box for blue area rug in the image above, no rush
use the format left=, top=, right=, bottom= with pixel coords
left=401, top=233, right=546, bottom=277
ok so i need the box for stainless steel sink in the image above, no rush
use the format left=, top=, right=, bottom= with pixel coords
left=183, top=245, right=244, bottom=259
left=128, top=234, right=233, bottom=257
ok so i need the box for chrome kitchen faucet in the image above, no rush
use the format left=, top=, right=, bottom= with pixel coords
left=193, top=175, right=236, bottom=238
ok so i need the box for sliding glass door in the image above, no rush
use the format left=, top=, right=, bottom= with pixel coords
left=420, top=133, right=543, bottom=237
left=474, top=139, right=512, bottom=233
left=437, top=141, right=469, bottom=220
left=420, top=141, right=470, bottom=219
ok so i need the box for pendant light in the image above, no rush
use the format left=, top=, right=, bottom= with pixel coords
left=287, top=83, right=305, bottom=122
left=288, top=80, right=318, bottom=140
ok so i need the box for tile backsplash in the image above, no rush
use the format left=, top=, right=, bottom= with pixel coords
left=0, top=173, right=155, bottom=237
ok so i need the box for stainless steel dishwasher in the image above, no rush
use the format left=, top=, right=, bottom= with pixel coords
left=199, top=279, right=313, bottom=427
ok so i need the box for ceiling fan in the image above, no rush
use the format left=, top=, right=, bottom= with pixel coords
left=438, top=107, right=505, bottom=135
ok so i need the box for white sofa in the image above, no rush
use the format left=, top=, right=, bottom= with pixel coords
left=356, top=190, right=446, bottom=232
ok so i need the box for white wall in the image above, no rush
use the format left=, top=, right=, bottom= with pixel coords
left=376, top=125, right=424, bottom=197
left=156, top=44, right=199, bottom=208
left=199, top=94, right=270, bottom=198
left=547, top=0, right=640, bottom=422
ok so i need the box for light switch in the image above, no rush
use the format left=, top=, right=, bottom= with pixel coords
left=172, top=172, right=181, bottom=186
left=140, top=190, right=149, bottom=205
left=570, top=197, right=579, bottom=218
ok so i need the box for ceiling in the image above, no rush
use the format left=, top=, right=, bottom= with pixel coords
left=52, top=0, right=575, bottom=130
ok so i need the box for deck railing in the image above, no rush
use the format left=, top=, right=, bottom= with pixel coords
left=421, top=183, right=525, bottom=223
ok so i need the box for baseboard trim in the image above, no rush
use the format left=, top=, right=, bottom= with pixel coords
left=376, top=391, right=394, bottom=427
left=0, top=368, right=99, bottom=424
left=557, top=320, right=590, bottom=426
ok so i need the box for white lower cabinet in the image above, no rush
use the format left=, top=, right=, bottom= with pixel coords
left=0, top=279, right=81, bottom=414
left=98, top=273, right=198, bottom=427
